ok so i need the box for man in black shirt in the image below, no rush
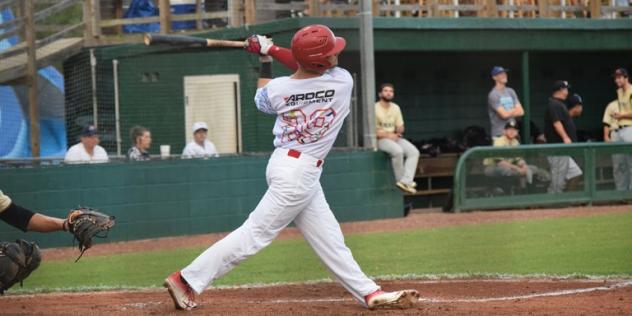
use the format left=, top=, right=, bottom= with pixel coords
left=544, top=81, right=583, bottom=193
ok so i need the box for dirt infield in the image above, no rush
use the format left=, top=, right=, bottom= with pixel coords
left=42, top=204, right=632, bottom=261
left=5, top=205, right=629, bottom=315
left=2, top=279, right=631, bottom=315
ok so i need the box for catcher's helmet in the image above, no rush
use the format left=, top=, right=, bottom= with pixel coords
left=291, top=24, right=346, bottom=73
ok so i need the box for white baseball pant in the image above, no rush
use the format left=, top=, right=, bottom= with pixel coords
left=181, top=148, right=380, bottom=304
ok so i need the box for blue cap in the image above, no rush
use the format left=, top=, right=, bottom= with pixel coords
left=491, top=66, right=508, bottom=77
left=81, top=124, right=98, bottom=137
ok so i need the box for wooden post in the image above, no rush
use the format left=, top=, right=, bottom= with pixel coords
left=539, top=0, right=550, bottom=17
left=195, top=0, right=203, bottom=29
left=24, top=0, right=40, bottom=158
left=92, top=0, right=102, bottom=38
left=486, top=0, right=498, bottom=17
left=228, top=0, right=242, bottom=27
left=310, top=0, right=322, bottom=16
left=373, top=0, right=380, bottom=15
left=428, top=0, right=438, bottom=16
left=159, top=0, right=171, bottom=34
left=589, top=0, right=601, bottom=18
left=113, top=0, right=123, bottom=34
left=244, top=0, right=256, bottom=24
left=83, top=0, right=94, bottom=45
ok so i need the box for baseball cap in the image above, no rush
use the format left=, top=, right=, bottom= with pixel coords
left=504, top=121, right=518, bottom=130
left=613, top=68, right=629, bottom=78
left=81, top=124, right=98, bottom=137
left=491, top=66, right=509, bottom=77
left=567, top=93, right=583, bottom=108
left=552, top=80, right=571, bottom=92
left=192, top=122, right=208, bottom=133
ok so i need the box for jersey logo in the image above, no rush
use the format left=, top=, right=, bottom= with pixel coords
left=283, top=89, right=335, bottom=107
left=280, top=108, right=337, bottom=144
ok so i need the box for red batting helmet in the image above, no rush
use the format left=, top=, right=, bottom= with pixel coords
left=291, top=24, right=346, bottom=73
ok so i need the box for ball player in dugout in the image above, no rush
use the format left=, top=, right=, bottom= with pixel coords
left=127, top=125, right=152, bottom=161
left=602, top=99, right=632, bottom=191
left=483, top=121, right=532, bottom=188
left=488, top=66, right=524, bottom=138
left=375, top=83, right=420, bottom=194
left=607, top=68, right=632, bottom=190
left=544, top=80, right=583, bottom=193
left=566, top=93, right=584, bottom=119
left=182, top=122, right=219, bottom=159
left=162, top=25, right=420, bottom=311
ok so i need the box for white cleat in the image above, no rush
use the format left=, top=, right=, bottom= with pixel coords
left=365, top=289, right=420, bottom=310
left=164, top=271, right=198, bottom=311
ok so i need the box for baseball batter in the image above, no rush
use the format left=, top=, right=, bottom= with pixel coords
left=163, top=25, right=419, bottom=311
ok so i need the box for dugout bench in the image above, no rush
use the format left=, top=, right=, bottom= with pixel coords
left=406, top=153, right=458, bottom=197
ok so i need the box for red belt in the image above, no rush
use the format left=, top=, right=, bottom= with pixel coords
left=287, top=149, right=323, bottom=167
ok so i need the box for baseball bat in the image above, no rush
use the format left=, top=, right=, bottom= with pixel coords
left=144, top=34, right=246, bottom=48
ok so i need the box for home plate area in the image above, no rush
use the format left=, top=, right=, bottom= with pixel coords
left=2, top=278, right=631, bottom=315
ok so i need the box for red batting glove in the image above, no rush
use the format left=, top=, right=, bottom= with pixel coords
left=245, top=35, right=274, bottom=55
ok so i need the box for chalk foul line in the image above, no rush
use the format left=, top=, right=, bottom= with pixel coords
left=254, top=280, right=632, bottom=305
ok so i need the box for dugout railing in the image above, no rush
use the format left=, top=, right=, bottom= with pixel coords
left=453, top=142, right=632, bottom=212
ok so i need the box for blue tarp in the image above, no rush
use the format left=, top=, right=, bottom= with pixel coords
left=0, top=8, right=67, bottom=158
left=123, top=0, right=160, bottom=33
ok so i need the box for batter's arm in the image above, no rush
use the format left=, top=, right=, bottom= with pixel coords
left=268, top=46, right=298, bottom=72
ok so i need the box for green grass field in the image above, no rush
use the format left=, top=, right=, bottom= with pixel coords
left=18, top=212, right=632, bottom=293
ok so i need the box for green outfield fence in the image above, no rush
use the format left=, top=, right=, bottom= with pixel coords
left=453, top=142, right=632, bottom=212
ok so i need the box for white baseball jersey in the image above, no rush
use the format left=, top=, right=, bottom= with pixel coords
left=64, top=143, right=109, bottom=164
left=182, top=140, right=219, bottom=158
left=254, top=67, right=352, bottom=160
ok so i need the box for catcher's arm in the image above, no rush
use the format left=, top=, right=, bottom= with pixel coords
left=0, top=191, right=64, bottom=233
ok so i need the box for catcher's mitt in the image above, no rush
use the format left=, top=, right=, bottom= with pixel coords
left=0, top=239, right=41, bottom=294
left=64, top=207, right=115, bottom=262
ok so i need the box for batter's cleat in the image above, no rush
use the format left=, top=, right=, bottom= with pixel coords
left=164, top=271, right=198, bottom=310
left=396, top=181, right=417, bottom=194
left=365, top=289, right=420, bottom=310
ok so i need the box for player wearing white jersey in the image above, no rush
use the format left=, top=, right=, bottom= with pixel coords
left=163, top=25, right=419, bottom=311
